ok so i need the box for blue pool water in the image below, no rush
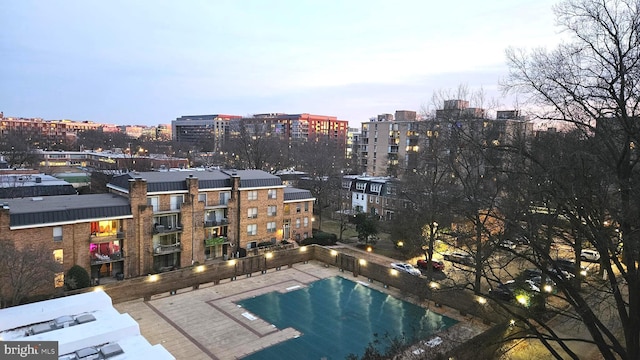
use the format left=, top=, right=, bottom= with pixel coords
left=238, top=276, right=457, bottom=360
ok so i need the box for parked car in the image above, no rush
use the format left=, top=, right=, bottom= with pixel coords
left=416, top=259, right=445, bottom=271
left=527, top=275, right=557, bottom=293
left=580, top=249, right=601, bottom=262
left=443, top=252, right=474, bottom=266
left=521, top=268, right=543, bottom=280
left=390, top=262, right=421, bottom=276
left=552, top=258, right=587, bottom=277
left=499, top=240, right=517, bottom=250
left=513, top=235, right=530, bottom=245
left=489, top=280, right=540, bottom=301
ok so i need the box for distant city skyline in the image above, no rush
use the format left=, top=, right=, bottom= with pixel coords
left=2, top=0, right=562, bottom=127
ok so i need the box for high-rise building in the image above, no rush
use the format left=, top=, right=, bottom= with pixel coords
left=172, top=114, right=242, bottom=150
left=232, top=113, right=349, bottom=141
left=359, top=104, right=533, bottom=177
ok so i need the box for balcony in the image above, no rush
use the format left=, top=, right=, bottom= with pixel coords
left=153, top=224, right=183, bottom=234
left=90, top=251, right=123, bottom=265
left=154, top=243, right=182, bottom=255
left=204, top=219, right=228, bottom=227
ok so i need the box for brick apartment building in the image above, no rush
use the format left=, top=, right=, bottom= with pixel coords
left=0, top=169, right=314, bottom=291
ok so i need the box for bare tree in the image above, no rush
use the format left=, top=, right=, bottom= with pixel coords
left=225, top=120, right=286, bottom=170
left=0, top=131, right=38, bottom=168
left=295, top=135, right=346, bottom=231
left=0, top=241, right=62, bottom=308
left=502, top=1, right=640, bottom=358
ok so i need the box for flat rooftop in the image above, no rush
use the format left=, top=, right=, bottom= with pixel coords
left=0, top=291, right=174, bottom=360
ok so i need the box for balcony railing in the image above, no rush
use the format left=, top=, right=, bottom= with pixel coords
left=154, top=243, right=182, bottom=255
left=204, top=219, right=228, bottom=227
left=153, top=224, right=183, bottom=234
left=90, top=251, right=123, bottom=265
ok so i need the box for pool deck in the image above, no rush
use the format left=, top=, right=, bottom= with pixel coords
left=114, top=261, right=489, bottom=360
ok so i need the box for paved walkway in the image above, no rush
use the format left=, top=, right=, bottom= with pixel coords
left=114, top=261, right=488, bottom=360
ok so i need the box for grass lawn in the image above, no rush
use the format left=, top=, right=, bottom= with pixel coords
left=316, top=219, right=358, bottom=240
left=316, top=219, right=407, bottom=261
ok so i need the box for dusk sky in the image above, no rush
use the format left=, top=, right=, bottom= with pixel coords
left=2, top=1, right=561, bottom=127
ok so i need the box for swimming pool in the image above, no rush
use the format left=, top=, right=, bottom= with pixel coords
left=238, top=276, right=457, bottom=359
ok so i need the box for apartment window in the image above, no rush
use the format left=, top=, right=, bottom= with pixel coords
left=220, top=192, right=230, bottom=205
left=376, top=197, right=380, bottom=204
left=296, top=219, right=301, bottom=228
left=267, top=222, right=276, bottom=233
left=53, top=226, right=63, bottom=242
left=296, top=204, right=301, bottom=213
left=304, top=202, right=309, bottom=212
left=303, top=217, right=309, bottom=227
left=170, top=195, right=184, bottom=210
left=54, top=273, right=64, bottom=288
left=268, top=189, right=277, bottom=199
left=355, top=182, right=366, bottom=191
left=248, top=191, right=258, bottom=201
left=198, top=193, right=207, bottom=203
left=53, top=249, right=63, bottom=264
left=247, top=224, right=257, bottom=236
left=267, top=205, right=277, bottom=216
left=248, top=207, right=258, bottom=219
left=148, top=196, right=159, bottom=212
left=370, top=196, right=373, bottom=203
left=284, top=204, right=290, bottom=215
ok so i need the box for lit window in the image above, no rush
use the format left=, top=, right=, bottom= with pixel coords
left=54, top=272, right=64, bottom=288
left=53, top=249, right=63, bottom=264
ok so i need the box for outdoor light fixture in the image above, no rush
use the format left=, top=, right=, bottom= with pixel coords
left=300, top=246, right=307, bottom=252
left=366, top=246, right=372, bottom=252
left=195, top=265, right=205, bottom=273
left=93, top=286, right=105, bottom=292
left=516, top=294, right=529, bottom=307
left=148, top=274, right=159, bottom=282
left=544, top=284, right=553, bottom=293
left=510, top=319, right=516, bottom=326
left=429, top=282, right=440, bottom=290
left=396, top=241, right=404, bottom=248
left=390, top=269, right=398, bottom=276
left=477, top=296, right=487, bottom=304
left=265, top=252, right=273, bottom=259
left=359, top=259, right=367, bottom=266
left=228, top=259, right=237, bottom=266
left=330, top=250, right=338, bottom=256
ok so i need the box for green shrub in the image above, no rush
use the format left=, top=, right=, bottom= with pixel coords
left=66, top=265, right=91, bottom=290
left=301, top=231, right=337, bottom=246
